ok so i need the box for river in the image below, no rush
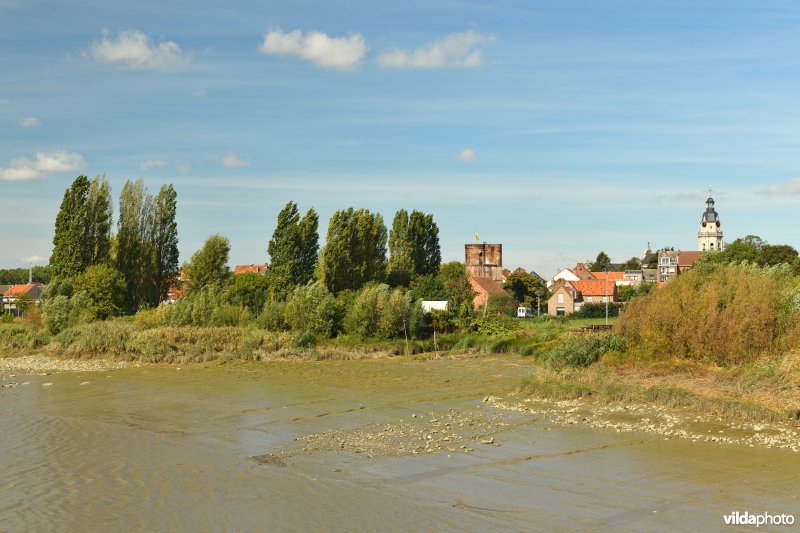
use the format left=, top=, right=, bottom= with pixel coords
left=1, top=356, right=797, bottom=531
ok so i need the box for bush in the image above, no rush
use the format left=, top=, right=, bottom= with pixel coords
left=468, top=315, right=520, bottom=336
left=163, top=287, right=249, bottom=327
left=41, top=292, right=94, bottom=334
left=284, top=281, right=339, bottom=337
left=617, top=263, right=800, bottom=365
left=573, top=302, right=623, bottom=319
left=0, top=312, right=14, bottom=324
left=540, top=333, right=624, bottom=368
left=259, top=299, right=287, bottom=331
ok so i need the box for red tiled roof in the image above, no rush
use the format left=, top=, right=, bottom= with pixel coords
left=677, top=251, right=703, bottom=267
left=592, top=271, right=624, bottom=281
left=3, top=284, right=43, bottom=297
left=571, top=279, right=615, bottom=297
left=469, top=276, right=507, bottom=295
left=233, top=264, right=268, bottom=275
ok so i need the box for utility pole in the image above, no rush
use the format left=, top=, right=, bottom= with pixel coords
left=605, top=267, right=609, bottom=326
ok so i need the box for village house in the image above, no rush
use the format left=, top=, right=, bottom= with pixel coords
left=656, top=250, right=703, bottom=286
left=233, top=264, right=268, bottom=275
left=469, top=276, right=510, bottom=311
left=2, top=283, right=47, bottom=317
left=547, top=279, right=617, bottom=316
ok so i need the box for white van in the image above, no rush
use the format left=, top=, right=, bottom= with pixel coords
left=517, top=306, right=533, bottom=318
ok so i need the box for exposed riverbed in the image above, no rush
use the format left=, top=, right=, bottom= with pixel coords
left=1, top=355, right=798, bottom=531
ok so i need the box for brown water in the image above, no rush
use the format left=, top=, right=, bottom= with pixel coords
left=1, top=356, right=798, bottom=531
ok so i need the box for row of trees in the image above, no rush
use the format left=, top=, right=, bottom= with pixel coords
left=47, top=176, right=179, bottom=315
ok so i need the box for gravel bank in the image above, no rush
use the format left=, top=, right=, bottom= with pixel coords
left=0, top=355, right=137, bottom=375
left=491, top=394, right=800, bottom=453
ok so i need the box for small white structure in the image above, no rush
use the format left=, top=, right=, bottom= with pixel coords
left=517, top=306, right=533, bottom=318
left=421, top=300, right=449, bottom=313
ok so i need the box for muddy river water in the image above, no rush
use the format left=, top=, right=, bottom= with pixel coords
left=1, top=356, right=798, bottom=531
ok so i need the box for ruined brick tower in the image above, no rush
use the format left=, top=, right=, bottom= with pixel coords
left=465, top=243, right=503, bottom=282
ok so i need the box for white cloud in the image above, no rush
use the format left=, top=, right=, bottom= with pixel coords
left=140, top=159, right=165, bottom=171
left=458, top=148, right=476, bottom=162
left=258, top=27, right=367, bottom=71
left=760, top=178, right=800, bottom=196
left=177, top=163, right=191, bottom=175
left=19, top=117, right=41, bottom=128
left=0, top=150, right=85, bottom=181
left=222, top=152, right=248, bottom=168
left=376, top=31, right=494, bottom=69
left=88, top=29, right=190, bottom=70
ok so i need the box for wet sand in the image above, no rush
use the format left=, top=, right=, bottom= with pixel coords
left=1, top=355, right=798, bottom=531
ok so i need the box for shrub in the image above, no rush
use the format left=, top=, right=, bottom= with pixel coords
left=284, top=281, right=339, bottom=337
left=617, top=263, right=800, bottom=365
left=573, top=302, right=623, bottom=319
left=540, top=333, right=624, bottom=368
left=468, top=315, right=520, bottom=336
left=259, top=299, right=287, bottom=331
left=41, top=292, right=94, bottom=334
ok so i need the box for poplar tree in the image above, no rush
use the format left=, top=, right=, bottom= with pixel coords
left=267, top=201, right=318, bottom=298
left=50, top=176, right=90, bottom=278
left=83, top=176, right=113, bottom=267
left=387, top=209, right=440, bottom=286
left=149, top=184, right=179, bottom=304
left=116, top=179, right=153, bottom=312
left=319, top=208, right=387, bottom=293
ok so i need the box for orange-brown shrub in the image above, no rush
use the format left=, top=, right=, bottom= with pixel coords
left=616, top=263, right=800, bottom=365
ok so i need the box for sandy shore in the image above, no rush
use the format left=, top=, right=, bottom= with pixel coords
left=0, top=354, right=137, bottom=375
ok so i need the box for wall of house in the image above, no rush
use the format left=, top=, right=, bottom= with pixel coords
left=547, top=286, right=575, bottom=316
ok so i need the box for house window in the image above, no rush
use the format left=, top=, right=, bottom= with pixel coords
left=556, top=307, right=565, bottom=316
left=557, top=293, right=564, bottom=304
left=660, top=275, right=667, bottom=282
left=660, top=257, right=670, bottom=265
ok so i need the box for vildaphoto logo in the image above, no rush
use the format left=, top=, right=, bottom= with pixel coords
left=723, top=511, right=795, bottom=527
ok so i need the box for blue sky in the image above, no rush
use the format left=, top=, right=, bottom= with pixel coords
left=2, top=0, right=799, bottom=277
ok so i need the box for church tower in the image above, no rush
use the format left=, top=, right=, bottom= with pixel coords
left=698, top=197, right=723, bottom=252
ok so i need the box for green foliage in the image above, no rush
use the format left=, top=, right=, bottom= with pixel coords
left=438, top=261, right=475, bottom=311
left=319, top=208, right=387, bottom=293
left=227, top=272, right=270, bottom=316
left=74, top=264, right=126, bottom=319
left=344, top=284, right=415, bottom=339
left=408, top=273, right=447, bottom=301
left=41, top=292, right=93, bottom=334
left=503, top=270, right=548, bottom=311
left=116, top=179, right=154, bottom=312
left=468, top=315, right=520, bottom=336
left=84, top=176, right=113, bottom=267
left=259, top=299, right=287, bottom=331
left=621, top=256, right=642, bottom=271
left=540, top=333, right=624, bottom=368
left=700, top=235, right=800, bottom=274
left=50, top=175, right=90, bottom=278
left=0, top=311, right=14, bottom=324
left=590, top=251, right=611, bottom=272
left=150, top=184, right=180, bottom=303
left=0, top=265, right=52, bottom=285
left=617, top=282, right=654, bottom=302
left=573, top=302, right=623, bottom=319
left=267, top=201, right=319, bottom=298
left=284, top=281, right=340, bottom=337
left=387, top=209, right=441, bottom=286
left=486, top=291, right=518, bottom=316
left=183, top=234, right=230, bottom=293
left=163, top=286, right=247, bottom=327
left=42, top=277, right=74, bottom=299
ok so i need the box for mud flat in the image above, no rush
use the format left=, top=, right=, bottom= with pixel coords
left=0, top=354, right=137, bottom=375
left=2, top=356, right=798, bottom=531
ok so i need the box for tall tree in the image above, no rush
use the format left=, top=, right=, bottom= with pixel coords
left=591, top=251, right=612, bottom=271
left=387, top=209, right=440, bottom=286
left=83, top=176, right=113, bottom=267
left=387, top=209, right=412, bottom=286
left=148, top=184, right=180, bottom=305
left=407, top=210, right=441, bottom=277
left=267, top=201, right=319, bottom=298
left=319, top=208, right=387, bottom=293
left=50, top=176, right=90, bottom=278
left=116, top=179, right=153, bottom=312
left=438, top=261, right=475, bottom=311
left=504, top=270, right=548, bottom=311
left=183, top=234, right=230, bottom=293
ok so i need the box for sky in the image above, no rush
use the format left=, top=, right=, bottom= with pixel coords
left=2, top=0, right=800, bottom=278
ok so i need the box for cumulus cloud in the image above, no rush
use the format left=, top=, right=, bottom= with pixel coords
left=458, top=148, right=476, bottom=162
left=222, top=152, right=248, bottom=168
left=258, top=27, right=367, bottom=71
left=87, top=29, right=190, bottom=70
left=19, top=117, right=41, bottom=128
left=0, top=150, right=85, bottom=181
left=140, top=159, right=165, bottom=171
left=376, top=31, right=494, bottom=69
left=760, top=178, right=800, bottom=196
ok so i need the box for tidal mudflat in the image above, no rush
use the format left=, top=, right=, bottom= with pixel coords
left=1, top=355, right=798, bottom=531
